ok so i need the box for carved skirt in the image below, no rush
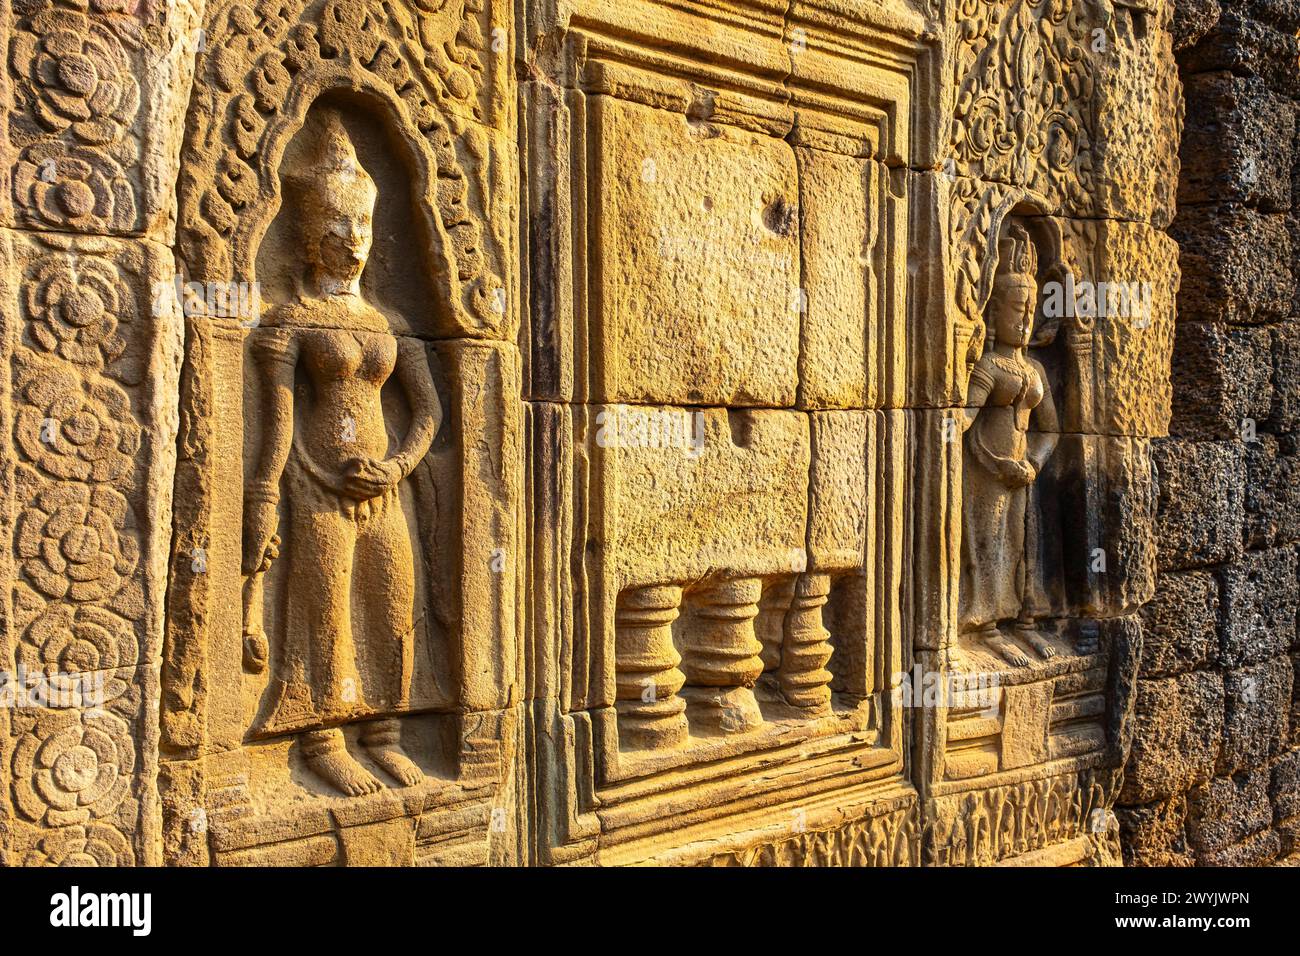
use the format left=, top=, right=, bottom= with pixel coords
left=249, top=452, right=415, bottom=739
left=959, top=424, right=1028, bottom=632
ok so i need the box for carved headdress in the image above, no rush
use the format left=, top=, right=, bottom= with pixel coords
left=293, top=111, right=377, bottom=256
left=995, top=222, right=1037, bottom=287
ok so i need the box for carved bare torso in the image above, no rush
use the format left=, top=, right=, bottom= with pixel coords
left=289, top=302, right=399, bottom=484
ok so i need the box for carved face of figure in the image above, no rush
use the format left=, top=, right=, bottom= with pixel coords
left=989, top=273, right=1036, bottom=349
left=299, top=113, right=378, bottom=296
left=316, top=208, right=373, bottom=290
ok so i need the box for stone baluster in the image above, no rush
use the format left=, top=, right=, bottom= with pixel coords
left=754, top=577, right=796, bottom=672
left=678, top=577, right=765, bottom=735
left=614, top=585, right=688, bottom=750
left=777, top=573, right=834, bottom=716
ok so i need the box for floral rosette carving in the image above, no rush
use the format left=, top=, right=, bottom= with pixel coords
left=15, top=362, right=139, bottom=484
left=14, top=142, right=136, bottom=232
left=12, top=709, right=134, bottom=827
left=18, top=604, right=138, bottom=705
left=16, top=483, right=138, bottom=603
left=9, top=9, right=140, bottom=145
left=23, top=253, right=134, bottom=370
left=23, top=822, right=133, bottom=866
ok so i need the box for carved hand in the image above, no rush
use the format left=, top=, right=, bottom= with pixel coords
left=998, top=458, right=1036, bottom=488
left=242, top=500, right=281, bottom=575
left=341, top=456, right=401, bottom=501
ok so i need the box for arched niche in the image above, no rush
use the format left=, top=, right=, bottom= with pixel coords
left=176, top=0, right=503, bottom=339
left=254, top=91, right=443, bottom=337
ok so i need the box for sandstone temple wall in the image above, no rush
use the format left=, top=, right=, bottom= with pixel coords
left=0, top=0, right=1219, bottom=867
left=1116, top=0, right=1300, bottom=867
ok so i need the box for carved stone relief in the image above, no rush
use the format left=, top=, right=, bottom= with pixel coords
left=0, top=0, right=1183, bottom=867
left=150, top=0, right=520, bottom=866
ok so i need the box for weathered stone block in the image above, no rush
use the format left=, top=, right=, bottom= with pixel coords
left=1172, top=0, right=1222, bottom=51
left=1121, top=671, right=1224, bottom=803
left=796, top=149, right=906, bottom=409
left=1054, top=219, right=1178, bottom=438
left=807, top=410, right=906, bottom=580
left=1171, top=204, right=1293, bottom=325
left=1216, top=546, right=1299, bottom=667
left=593, top=405, right=809, bottom=587
left=1181, top=11, right=1300, bottom=97
left=1187, top=769, right=1273, bottom=852
left=1220, top=657, right=1293, bottom=774
left=1267, top=319, right=1300, bottom=433
left=1271, top=747, right=1300, bottom=821
left=1022, top=434, right=1157, bottom=618
left=1244, top=435, right=1300, bottom=547
left=1198, top=827, right=1283, bottom=865
left=1180, top=72, right=1293, bottom=212
left=1117, top=796, right=1193, bottom=867
left=1091, top=9, right=1183, bottom=229
left=1154, top=439, right=1246, bottom=570
left=1139, top=570, right=1219, bottom=677
left=588, top=96, right=800, bottom=406
left=1169, top=321, right=1272, bottom=440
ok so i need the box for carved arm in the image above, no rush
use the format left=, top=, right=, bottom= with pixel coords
left=1027, top=359, right=1059, bottom=473
left=242, top=329, right=297, bottom=575
left=959, top=362, right=995, bottom=432
left=389, top=337, right=442, bottom=480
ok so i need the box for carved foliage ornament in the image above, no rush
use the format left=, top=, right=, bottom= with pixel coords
left=179, top=0, right=504, bottom=334
left=23, top=822, right=133, bottom=867
left=12, top=709, right=135, bottom=829
left=945, top=0, right=1105, bottom=390
left=948, top=0, right=1099, bottom=209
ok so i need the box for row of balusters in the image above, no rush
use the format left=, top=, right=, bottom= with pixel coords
left=614, top=574, right=836, bottom=750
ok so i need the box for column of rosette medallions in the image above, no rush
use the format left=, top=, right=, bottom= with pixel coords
left=614, top=574, right=835, bottom=750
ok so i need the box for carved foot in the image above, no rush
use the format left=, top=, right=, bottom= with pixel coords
left=366, top=743, right=423, bottom=787
left=361, top=720, right=424, bottom=787
left=980, top=629, right=1031, bottom=668
left=302, top=731, right=383, bottom=796
left=1018, top=627, right=1058, bottom=661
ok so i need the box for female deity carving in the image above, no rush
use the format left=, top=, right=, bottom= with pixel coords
left=242, top=112, right=441, bottom=795
left=958, top=224, right=1060, bottom=668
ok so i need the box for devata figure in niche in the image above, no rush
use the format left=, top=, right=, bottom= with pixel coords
left=959, top=224, right=1060, bottom=667
left=241, top=112, right=441, bottom=795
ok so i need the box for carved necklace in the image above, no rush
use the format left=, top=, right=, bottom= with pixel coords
left=989, top=352, right=1031, bottom=402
